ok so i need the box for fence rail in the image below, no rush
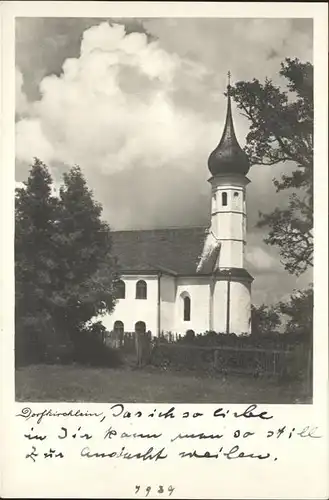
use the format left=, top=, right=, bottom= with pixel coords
left=102, top=330, right=311, bottom=383
left=151, top=341, right=309, bottom=379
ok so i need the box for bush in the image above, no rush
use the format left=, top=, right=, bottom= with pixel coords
left=15, top=313, right=73, bottom=366
left=71, top=325, right=123, bottom=367
left=175, top=330, right=311, bottom=350
left=151, top=343, right=215, bottom=373
left=153, top=330, right=312, bottom=381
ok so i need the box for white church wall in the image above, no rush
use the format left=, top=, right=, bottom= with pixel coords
left=212, top=280, right=228, bottom=333
left=174, top=277, right=210, bottom=334
left=160, top=275, right=176, bottom=333
left=212, top=279, right=251, bottom=335
left=101, top=275, right=158, bottom=334
left=214, top=211, right=245, bottom=240
left=210, top=181, right=248, bottom=269
left=229, top=281, right=251, bottom=335
left=219, top=240, right=245, bottom=268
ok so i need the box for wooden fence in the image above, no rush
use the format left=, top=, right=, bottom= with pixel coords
left=151, top=341, right=312, bottom=381
left=102, top=330, right=312, bottom=385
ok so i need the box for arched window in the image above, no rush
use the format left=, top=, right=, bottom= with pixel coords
left=113, top=320, right=124, bottom=347
left=222, top=192, right=228, bottom=206
left=135, top=321, right=146, bottom=334
left=234, top=191, right=239, bottom=198
left=183, top=296, right=191, bottom=321
left=114, top=320, right=124, bottom=332
left=114, top=320, right=124, bottom=337
left=116, top=280, right=125, bottom=299
left=136, top=280, right=147, bottom=300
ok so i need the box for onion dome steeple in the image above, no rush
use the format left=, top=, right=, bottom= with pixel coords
left=208, top=72, right=250, bottom=177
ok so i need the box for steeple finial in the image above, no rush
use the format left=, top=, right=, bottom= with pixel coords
left=207, top=75, right=250, bottom=177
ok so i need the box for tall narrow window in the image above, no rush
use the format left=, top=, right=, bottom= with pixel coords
left=222, top=192, right=228, bottom=206
left=136, top=280, right=147, bottom=299
left=183, top=296, right=191, bottom=321
left=116, top=280, right=125, bottom=299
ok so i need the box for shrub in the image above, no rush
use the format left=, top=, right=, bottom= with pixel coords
left=153, top=330, right=312, bottom=382
left=151, top=343, right=214, bottom=373
left=71, top=325, right=123, bottom=367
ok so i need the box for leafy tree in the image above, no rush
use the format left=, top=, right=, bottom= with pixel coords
left=49, top=166, right=118, bottom=340
left=15, top=161, right=119, bottom=363
left=231, top=58, right=313, bottom=275
left=278, top=285, right=313, bottom=336
left=15, top=159, right=59, bottom=361
left=251, top=304, right=281, bottom=336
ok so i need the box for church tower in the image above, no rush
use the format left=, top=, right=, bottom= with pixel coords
left=208, top=74, right=253, bottom=335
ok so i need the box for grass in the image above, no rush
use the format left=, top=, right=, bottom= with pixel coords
left=15, top=363, right=312, bottom=404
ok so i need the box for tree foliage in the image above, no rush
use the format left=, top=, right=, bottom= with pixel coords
left=50, top=165, right=118, bottom=335
left=251, top=304, right=281, bottom=336
left=278, top=285, right=313, bottom=336
left=15, top=159, right=119, bottom=363
left=15, top=159, right=59, bottom=358
left=231, top=58, right=313, bottom=275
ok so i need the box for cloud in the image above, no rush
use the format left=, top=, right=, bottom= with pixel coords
left=142, top=18, right=313, bottom=83
left=15, top=68, right=29, bottom=117
left=16, top=119, right=55, bottom=164
left=15, top=181, right=26, bottom=190
left=15, top=19, right=313, bottom=305
left=246, top=246, right=277, bottom=270
left=16, top=23, right=214, bottom=177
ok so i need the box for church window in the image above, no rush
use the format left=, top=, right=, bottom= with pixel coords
left=116, top=280, right=125, bottom=299
left=114, top=320, right=124, bottom=332
left=113, top=321, right=124, bottom=348
left=114, top=320, right=124, bottom=337
left=234, top=191, right=239, bottom=197
left=135, top=321, right=146, bottom=334
left=136, top=280, right=147, bottom=300
left=222, top=192, right=228, bottom=206
left=183, top=296, right=191, bottom=321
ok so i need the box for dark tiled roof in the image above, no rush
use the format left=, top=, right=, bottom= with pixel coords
left=111, top=226, right=209, bottom=275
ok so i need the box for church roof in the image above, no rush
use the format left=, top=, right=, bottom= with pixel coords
left=111, top=226, right=254, bottom=281
left=208, top=79, right=250, bottom=177
left=111, top=226, right=209, bottom=275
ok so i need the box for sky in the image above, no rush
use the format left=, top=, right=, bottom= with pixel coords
left=15, top=17, right=313, bottom=305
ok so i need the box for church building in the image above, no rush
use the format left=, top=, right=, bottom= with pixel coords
left=102, top=80, right=254, bottom=337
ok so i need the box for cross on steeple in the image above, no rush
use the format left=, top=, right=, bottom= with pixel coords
left=227, top=70, right=231, bottom=87
left=207, top=69, right=250, bottom=177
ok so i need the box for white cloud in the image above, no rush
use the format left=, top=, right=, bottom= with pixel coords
left=16, top=118, right=55, bottom=164
left=15, top=19, right=313, bottom=305
left=15, top=67, right=29, bottom=116
left=16, top=23, right=215, bottom=179
left=246, top=246, right=277, bottom=270
left=15, top=181, right=26, bottom=190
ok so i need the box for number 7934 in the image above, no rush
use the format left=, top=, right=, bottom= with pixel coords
left=135, top=485, right=175, bottom=496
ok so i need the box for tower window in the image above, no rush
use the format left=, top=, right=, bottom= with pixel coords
left=234, top=192, right=239, bottom=197
left=222, top=192, right=228, bottom=206
left=183, top=296, right=191, bottom=321
left=136, top=280, right=147, bottom=300
left=116, top=280, right=125, bottom=299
